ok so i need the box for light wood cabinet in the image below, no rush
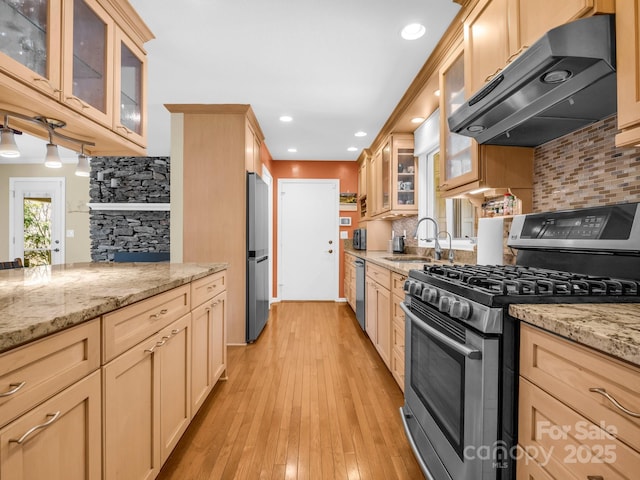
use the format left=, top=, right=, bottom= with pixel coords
left=357, top=150, right=369, bottom=220
left=245, top=121, right=263, bottom=174
left=0, top=0, right=153, bottom=155
left=366, top=263, right=391, bottom=367
left=167, top=104, right=265, bottom=345
left=465, top=0, right=615, bottom=97
left=0, top=321, right=101, bottom=480
left=344, top=252, right=357, bottom=310
left=390, top=272, right=406, bottom=391
left=103, top=313, right=192, bottom=480
left=518, top=324, right=640, bottom=479
left=191, top=271, right=228, bottom=416
left=0, top=370, right=102, bottom=480
left=369, top=134, right=418, bottom=218
left=0, top=319, right=100, bottom=428
left=615, top=0, right=640, bottom=147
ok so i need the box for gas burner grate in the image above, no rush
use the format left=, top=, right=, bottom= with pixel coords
left=422, top=264, right=640, bottom=298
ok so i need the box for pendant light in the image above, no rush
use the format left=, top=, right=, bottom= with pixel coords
left=44, top=131, right=62, bottom=168
left=75, top=145, right=90, bottom=177
left=0, top=115, right=20, bottom=158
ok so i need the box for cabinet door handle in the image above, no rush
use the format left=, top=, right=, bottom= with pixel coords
left=507, top=45, right=529, bottom=63
left=587, top=476, right=604, bottom=480
left=484, top=67, right=503, bottom=82
left=9, top=411, right=61, bottom=444
left=65, top=96, right=90, bottom=109
left=149, top=308, right=169, bottom=319
left=32, top=77, right=61, bottom=93
left=144, top=338, right=167, bottom=354
left=171, top=329, right=180, bottom=336
left=589, top=387, right=640, bottom=418
left=116, top=124, right=133, bottom=135
left=0, top=381, right=26, bottom=397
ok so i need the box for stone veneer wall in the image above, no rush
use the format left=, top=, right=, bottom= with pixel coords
left=89, top=157, right=170, bottom=261
left=533, top=114, right=640, bottom=212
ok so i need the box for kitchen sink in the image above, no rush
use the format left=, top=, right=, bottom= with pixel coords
left=382, top=255, right=431, bottom=263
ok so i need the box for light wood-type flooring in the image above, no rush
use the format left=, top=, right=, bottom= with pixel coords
left=156, top=301, right=423, bottom=480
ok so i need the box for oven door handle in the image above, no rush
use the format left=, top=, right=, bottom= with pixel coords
left=401, top=302, right=483, bottom=360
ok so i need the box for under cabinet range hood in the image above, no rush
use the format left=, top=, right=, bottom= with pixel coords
left=448, top=14, right=616, bottom=147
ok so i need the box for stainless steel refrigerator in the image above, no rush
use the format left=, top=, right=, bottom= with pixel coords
left=246, top=172, right=270, bottom=343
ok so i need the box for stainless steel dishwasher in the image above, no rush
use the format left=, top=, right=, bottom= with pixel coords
left=354, top=258, right=365, bottom=330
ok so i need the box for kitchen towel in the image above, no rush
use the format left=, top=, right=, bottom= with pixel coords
left=477, top=217, right=504, bottom=265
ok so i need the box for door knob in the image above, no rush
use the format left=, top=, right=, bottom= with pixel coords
left=53, top=248, right=60, bottom=252
left=328, top=249, right=333, bottom=254
left=328, top=240, right=333, bottom=244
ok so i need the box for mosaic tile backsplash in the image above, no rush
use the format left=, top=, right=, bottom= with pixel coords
left=533, top=115, right=640, bottom=212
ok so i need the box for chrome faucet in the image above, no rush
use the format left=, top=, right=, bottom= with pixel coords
left=413, top=217, right=442, bottom=260
left=438, top=230, right=454, bottom=263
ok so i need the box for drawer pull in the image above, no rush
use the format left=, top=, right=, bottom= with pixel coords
left=587, top=477, right=604, bottom=480
left=206, top=284, right=217, bottom=291
left=0, top=381, right=26, bottom=397
left=149, top=309, right=169, bottom=319
left=589, top=387, right=640, bottom=418
left=9, top=411, right=61, bottom=444
left=171, top=329, right=180, bottom=335
left=145, top=339, right=167, bottom=354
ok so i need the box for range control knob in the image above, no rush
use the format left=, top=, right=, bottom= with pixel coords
left=421, top=286, right=439, bottom=304
left=450, top=300, right=472, bottom=320
left=438, top=296, right=453, bottom=313
left=403, top=280, right=412, bottom=293
left=409, top=282, right=423, bottom=296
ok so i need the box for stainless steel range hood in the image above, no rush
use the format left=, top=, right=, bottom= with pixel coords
left=448, top=15, right=616, bottom=147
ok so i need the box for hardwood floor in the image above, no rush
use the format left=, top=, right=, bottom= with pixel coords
left=156, top=301, right=423, bottom=480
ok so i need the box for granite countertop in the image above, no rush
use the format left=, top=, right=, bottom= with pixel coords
left=510, top=304, right=640, bottom=367
left=345, top=249, right=441, bottom=276
left=0, top=262, right=227, bottom=354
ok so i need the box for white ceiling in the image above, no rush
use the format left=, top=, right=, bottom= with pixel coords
left=4, top=0, right=461, bottom=163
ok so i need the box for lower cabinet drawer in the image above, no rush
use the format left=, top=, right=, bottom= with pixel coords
left=366, top=263, right=390, bottom=290
left=0, top=319, right=100, bottom=428
left=103, top=284, right=190, bottom=362
left=191, top=270, right=226, bottom=308
left=520, top=324, right=640, bottom=453
left=516, top=452, right=555, bottom=480
left=518, top=377, right=640, bottom=480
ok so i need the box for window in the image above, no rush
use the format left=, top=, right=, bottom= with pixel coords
left=415, top=109, right=475, bottom=250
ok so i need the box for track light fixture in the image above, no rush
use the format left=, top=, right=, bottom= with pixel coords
left=75, top=145, right=90, bottom=177
left=0, top=109, right=94, bottom=166
left=0, top=115, right=20, bottom=158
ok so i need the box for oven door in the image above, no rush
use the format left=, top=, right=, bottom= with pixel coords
left=400, top=301, right=500, bottom=480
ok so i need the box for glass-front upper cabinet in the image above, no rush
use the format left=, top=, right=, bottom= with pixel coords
left=115, top=28, right=146, bottom=145
left=392, top=134, right=417, bottom=212
left=439, top=43, right=476, bottom=191
left=380, top=140, right=391, bottom=213
left=63, top=0, right=113, bottom=126
left=0, top=0, right=62, bottom=98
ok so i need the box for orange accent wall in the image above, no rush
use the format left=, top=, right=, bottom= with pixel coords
left=261, top=144, right=358, bottom=299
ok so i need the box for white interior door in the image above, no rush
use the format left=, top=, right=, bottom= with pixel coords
left=9, top=178, right=66, bottom=265
left=278, top=179, right=339, bottom=300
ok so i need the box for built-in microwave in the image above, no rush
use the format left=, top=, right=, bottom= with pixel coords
left=353, top=228, right=366, bottom=250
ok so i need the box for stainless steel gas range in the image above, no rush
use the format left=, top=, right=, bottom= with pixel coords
left=400, top=202, right=640, bottom=480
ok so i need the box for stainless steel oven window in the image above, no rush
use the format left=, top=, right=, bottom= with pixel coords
left=411, top=324, right=466, bottom=458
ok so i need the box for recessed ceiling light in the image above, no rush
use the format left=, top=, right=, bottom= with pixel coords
left=347, top=147, right=358, bottom=152
left=401, top=23, right=426, bottom=40
left=411, top=117, right=425, bottom=124
left=279, top=115, right=293, bottom=122
left=287, top=148, right=297, bottom=153
left=354, top=131, right=367, bottom=137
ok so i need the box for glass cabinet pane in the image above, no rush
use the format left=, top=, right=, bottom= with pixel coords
left=120, top=42, right=142, bottom=134
left=0, top=0, right=48, bottom=76
left=396, top=147, right=416, bottom=206
left=72, top=0, right=106, bottom=112
left=443, top=52, right=471, bottom=180
left=381, top=143, right=391, bottom=210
